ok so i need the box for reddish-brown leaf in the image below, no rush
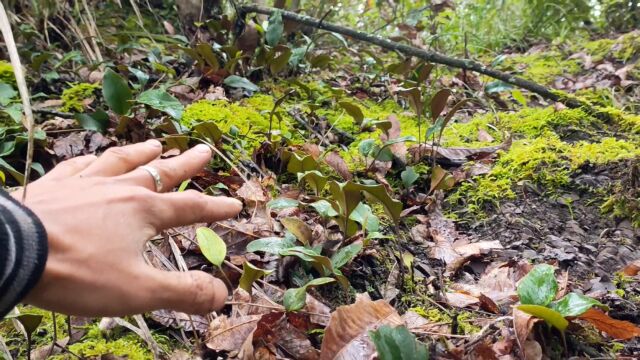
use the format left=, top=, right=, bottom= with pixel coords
left=622, top=260, right=640, bottom=276
left=323, top=151, right=353, bottom=181
left=579, top=308, right=640, bottom=340
left=205, top=314, right=261, bottom=352
left=320, top=294, right=403, bottom=360
left=513, top=307, right=540, bottom=354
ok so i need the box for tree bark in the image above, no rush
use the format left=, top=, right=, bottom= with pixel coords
left=239, top=4, right=592, bottom=112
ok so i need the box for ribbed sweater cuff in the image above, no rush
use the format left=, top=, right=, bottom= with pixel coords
left=0, top=189, right=48, bottom=317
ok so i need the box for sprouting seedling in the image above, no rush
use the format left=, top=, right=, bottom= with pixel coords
left=268, top=89, right=296, bottom=142
left=196, top=227, right=232, bottom=289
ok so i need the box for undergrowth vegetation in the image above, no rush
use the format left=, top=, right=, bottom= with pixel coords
left=1, top=0, right=639, bottom=359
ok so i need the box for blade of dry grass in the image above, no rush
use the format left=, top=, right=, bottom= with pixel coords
left=0, top=1, right=35, bottom=200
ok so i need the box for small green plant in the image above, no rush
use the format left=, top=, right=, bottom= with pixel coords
left=370, top=325, right=429, bottom=360
left=516, top=264, right=607, bottom=333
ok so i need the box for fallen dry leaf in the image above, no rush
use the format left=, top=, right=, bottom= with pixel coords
left=578, top=308, right=640, bottom=340
left=409, top=135, right=511, bottom=165
left=402, top=310, right=449, bottom=333
left=251, top=312, right=320, bottom=360
left=237, top=179, right=268, bottom=203
left=523, top=340, right=542, bottom=360
left=477, top=129, right=495, bottom=142
left=622, top=259, right=640, bottom=276
left=205, top=314, right=262, bottom=352
left=320, top=294, right=403, bottom=360
left=445, top=291, right=480, bottom=308
left=323, top=151, right=353, bottom=180
left=513, top=307, right=540, bottom=356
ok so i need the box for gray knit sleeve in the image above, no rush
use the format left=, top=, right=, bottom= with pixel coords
left=0, top=189, right=48, bottom=317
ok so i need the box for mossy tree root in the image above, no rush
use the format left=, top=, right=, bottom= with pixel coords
left=239, top=5, right=603, bottom=116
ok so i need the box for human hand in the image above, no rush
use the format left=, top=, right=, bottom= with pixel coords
left=10, top=140, right=242, bottom=317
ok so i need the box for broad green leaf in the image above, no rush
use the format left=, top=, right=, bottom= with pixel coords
left=238, top=261, right=273, bottom=292
left=286, top=152, right=318, bottom=174
left=358, top=139, right=377, bottom=157
left=338, top=101, right=364, bottom=124
left=247, top=236, right=296, bottom=254
left=196, top=227, right=226, bottom=267
left=430, top=89, right=451, bottom=122
left=193, top=122, right=222, bottom=143
left=196, top=43, right=220, bottom=71
left=370, top=325, right=429, bottom=360
left=280, top=246, right=334, bottom=275
left=297, top=170, right=327, bottom=195
left=75, top=109, right=109, bottom=133
left=102, top=68, right=132, bottom=115
left=331, top=243, right=363, bottom=269
left=4, top=103, right=22, bottom=122
left=517, top=264, right=558, bottom=306
left=0, top=170, right=5, bottom=185
left=0, top=157, right=24, bottom=184
left=266, top=10, right=284, bottom=46
left=269, top=46, right=292, bottom=73
left=224, top=75, right=259, bottom=92
left=281, top=217, right=312, bottom=246
left=485, top=80, right=514, bottom=94
left=267, top=198, right=300, bottom=211
left=9, top=314, right=43, bottom=338
left=518, top=304, right=568, bottom=332
left=358, top=183, right=403, bottom=226
left=401, top=166, right=419, bottom=188
left=309, top=54, right=332, bottom=69
left=551, top=292, right=607, bottom=317
left=283, top=277, right=335, bottom=311
left=309, top=200, right=339, bottom=218
left=512, top=89, right=528, bottom=107
left=0, top=82, right=17, bottom=105
left=429, top=165, right=455, bottom=193
left=382, top=136, right=417, bottom=147
left=349, top=202, right=380, bottom=233
left=397, top=87, right=423, bottom=118
left=137, top=89, right=184, bottom=119
left=283, top=286, right=308, bottom=311
left=128, top=66, right=149, bottom=88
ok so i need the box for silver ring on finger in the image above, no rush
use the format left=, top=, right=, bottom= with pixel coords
left=139, top=165, right=163, bottom=192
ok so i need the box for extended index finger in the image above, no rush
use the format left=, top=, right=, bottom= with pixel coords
left=147, top=190, right=243, bottom=231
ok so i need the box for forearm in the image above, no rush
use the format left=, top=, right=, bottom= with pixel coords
left=0, top=189, right=48, bottom=317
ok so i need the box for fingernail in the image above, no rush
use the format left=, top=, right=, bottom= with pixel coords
left=194, top=144, right=211, bottom=154
left=146, top=139, right=162, bottom=147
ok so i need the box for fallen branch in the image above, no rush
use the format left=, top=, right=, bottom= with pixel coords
left=239, top=5, right=590, bottom=111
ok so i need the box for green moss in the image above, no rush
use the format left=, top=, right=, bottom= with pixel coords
left=60, top=325, right=152, bottom=360
left=501, top=52, right=581, bottom=84
left=568, top=138, right=640, bottom=167
left=181, top=95, right=297, bottom=150
left=0, top=60, right=15, bottom=85
left=456, top=312, right=482, bottom=335
left=582, top=32, right=640, bottom=62
left=582, top=38, right=617, bottom=62
left=597, top=107, right=640, bottom=133
left=60, top=82, right=100, bottom=112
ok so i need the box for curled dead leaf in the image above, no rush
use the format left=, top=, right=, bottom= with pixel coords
left=578, top=308, right=640, bottom=340
left=320, top=294, right=403, bottom=360
left=512, top=307, right=540, bottom=356
left=323, top=151, right=353, bottom=181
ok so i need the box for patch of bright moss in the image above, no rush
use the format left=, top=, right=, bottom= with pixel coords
left=582, top=31, right=640, bottom=62
left=59, top=325, right=152, bottom=360
left=0, top=60, right=15, bottom=85
left=181, top=95, right=297, bottom=150
left=501, top=51, right=581, bottom=84
left=447, top=107, right=640, bottom=216
left=60, top=82, right=100, bottom=112
left=597, top=107, right=640, bottom=133
left=568, top=138, right=640, bottom=167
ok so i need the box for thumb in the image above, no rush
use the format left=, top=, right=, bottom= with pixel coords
left=148, top=268, right=228, bottom=314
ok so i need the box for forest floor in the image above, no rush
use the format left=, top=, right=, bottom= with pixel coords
left=1, top=8, right=640, bottom=360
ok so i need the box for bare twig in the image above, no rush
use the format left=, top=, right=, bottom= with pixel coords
left=239, top=4, right=595, bottom=113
